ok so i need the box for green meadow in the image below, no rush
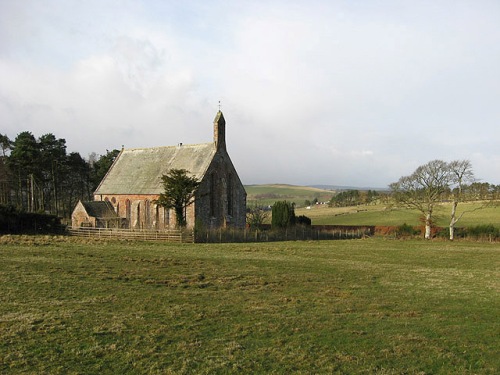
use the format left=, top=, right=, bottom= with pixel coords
left=246, top=184, right=499, bottom=229
left=296, top=201, right=500, bottom=227
left=1, top=236, right=498, bottom=374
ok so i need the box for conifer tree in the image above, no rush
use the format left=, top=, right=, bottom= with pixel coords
left=156, top=169, right=200, bottom=227
left=271, top=200, right=296, bottom=229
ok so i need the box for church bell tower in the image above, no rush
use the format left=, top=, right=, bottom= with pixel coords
left=213, top=110, right=226, bottom=151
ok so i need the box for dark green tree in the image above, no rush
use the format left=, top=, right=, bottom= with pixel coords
left=296, top=215, right=311, bottom=226
left=38, top=133, right=68, bottom=214
left=7, top=131, right=42, bottom=210
left=62, top=152, right=92, bottom=217
left=155, top=169, right=200, bottom=228
left=90, top=149, right=121, bottom=191
left=271, top=200, right=296, bottom=229
left=0, top=134, right=11, bottom=157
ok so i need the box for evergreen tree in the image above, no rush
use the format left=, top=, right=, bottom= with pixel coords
left=90, top=149, right=120, bottom=191
left=38, top=133, right=68, bottom=214
left=7, top=131, right=42, bottom=210
left=0, top=134, right=11, bottom=157
left=271, top=200, right=296, bottom=229
left=156, top=169, right=200, bottom=228
left=63, top=152, right=92, bottom=217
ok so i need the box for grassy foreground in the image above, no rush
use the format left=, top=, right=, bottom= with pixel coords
left=1, top=236, right=499, bottom=374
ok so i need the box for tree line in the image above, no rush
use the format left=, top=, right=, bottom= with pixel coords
left=329, top=189, right=382, bottom=207
left=0, top=131, right=120, bottom=218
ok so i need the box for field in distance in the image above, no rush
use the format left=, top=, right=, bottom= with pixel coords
left=245, top=184, right=499, bottom=227
left=245, top=184, right=335, bottom=207
left=296, top=201, right=500, bottom=227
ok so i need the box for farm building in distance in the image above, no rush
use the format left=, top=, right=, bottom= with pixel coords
left=71, top=111, right=247, bottom=229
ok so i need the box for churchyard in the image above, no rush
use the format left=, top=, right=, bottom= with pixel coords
left=1, top=236, right=498, bottom=373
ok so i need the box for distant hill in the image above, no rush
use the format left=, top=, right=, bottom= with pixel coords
left=245, top=184, right=335, bottom=207
left=245, top=184, right=390, bottom=207
left=309, top=184, right=389, bottom=191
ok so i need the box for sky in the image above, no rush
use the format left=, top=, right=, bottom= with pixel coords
left=1, top=0, right=499, bottom=188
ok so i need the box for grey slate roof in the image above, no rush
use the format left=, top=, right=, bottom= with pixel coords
left=81, top=201, right=117, bottom=218
left=94, top=143, right=216, bottom=195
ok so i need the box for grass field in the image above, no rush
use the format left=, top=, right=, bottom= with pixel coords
left=1, top=236, right=498, bottom=374
left=246, top=184, right=500, bottom=229
left=296, top=201, right=500, bottom=227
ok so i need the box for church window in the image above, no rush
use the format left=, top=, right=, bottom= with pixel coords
left=164, top=207, right=170, bottom=227
left=210, top=173, right=216, bottom=217
left=227, top=174, right=233, bottom=216
left=145, top=200, right=151, bottom=228
left=125, top=199, right=131, bottom=224
left=137, top=202, right=141, bottom=229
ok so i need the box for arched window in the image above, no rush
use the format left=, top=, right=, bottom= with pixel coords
left=227, top=173, right=233, bottom=216
left=210, top=173, right=216, bottom=217
left=164, top=207, right=170, bottom=227
left=136, top=202, right=141, bottom=229
left=125, top=200, right=131, bottom=228
left=145, top=200, right=151, bottom=228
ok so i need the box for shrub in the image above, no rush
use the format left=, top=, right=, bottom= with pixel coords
left=246, top=205, right=270, bottom=229
left=395, top=223, right=419, bottom=238
left=466, top=224, right=500, bottom=240
left=0, top=204, right=63, bottom=234
left=296, top=215, right=312, bottom=226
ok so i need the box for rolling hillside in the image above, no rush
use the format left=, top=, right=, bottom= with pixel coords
left=244, top=184, right=499, bottom=227
left=245, top=184, right=335, bottom=207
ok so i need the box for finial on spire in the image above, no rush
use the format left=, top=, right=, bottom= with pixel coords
left=218, top=100, right=221, bottom=112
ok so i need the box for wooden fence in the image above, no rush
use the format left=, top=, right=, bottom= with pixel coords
left=67, top=227, right=194, bottom=243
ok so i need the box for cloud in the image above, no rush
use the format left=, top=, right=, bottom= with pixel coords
left=1, top=0, right=500, bottom=187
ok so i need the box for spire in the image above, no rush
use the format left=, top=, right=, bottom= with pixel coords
left=214, top=110, right=226, bottom=151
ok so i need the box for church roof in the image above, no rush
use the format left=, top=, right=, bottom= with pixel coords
left=81, top=201, right=117, bottom=218
left=94, top=142, right=216, bottom=195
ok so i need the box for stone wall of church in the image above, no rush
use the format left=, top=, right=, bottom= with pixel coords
left=195, top=150, right=247, bottom=229
left=93, top=194, right=192, bottom=230
left=71, top=201, right=96, bottom=228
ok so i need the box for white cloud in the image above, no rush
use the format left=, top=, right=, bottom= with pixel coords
left=1, top=0, right=500, bottom=186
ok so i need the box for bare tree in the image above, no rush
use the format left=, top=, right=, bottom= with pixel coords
left=246, top=205, right=269, bottom=229
left=448, top=160, right=475, bottom=240
left=390, top=160, right=451, bottom=239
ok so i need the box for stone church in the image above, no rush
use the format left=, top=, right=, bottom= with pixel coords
left=72, top=111, right=247, bottom=229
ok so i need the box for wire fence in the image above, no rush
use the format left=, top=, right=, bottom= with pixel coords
left=195, top=226, right=373, bottom=243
